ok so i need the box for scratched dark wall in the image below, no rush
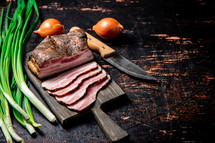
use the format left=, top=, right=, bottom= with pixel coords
left=0, top=0, right=215, bottom=142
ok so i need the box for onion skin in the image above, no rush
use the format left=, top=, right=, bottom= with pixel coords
left=34, top=18, right=64, bottom=38
left=93, top=18, right=123, bottom=39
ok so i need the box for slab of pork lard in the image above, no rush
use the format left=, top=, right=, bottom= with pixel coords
left=28, top=29, right=94, bottom=79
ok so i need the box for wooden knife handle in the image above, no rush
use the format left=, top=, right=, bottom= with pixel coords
left=70, top=27, right=116, bottom=58
left=85, top=33, right=116, bottom=58
left=91, top=107, right=129, bottom=142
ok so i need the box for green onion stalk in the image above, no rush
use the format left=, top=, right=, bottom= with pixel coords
left=0, top=3, right=23, bottom=142
left=11, top=76, right=42, bottom=129
left=11, top=78, right=37, bottom=135
left=11, top=0, right=56, bottom=123
left=24, top=96, right=42, bottom=128
left=0, top=0, right=31, bottom=122
left=0, top=93, right=13, bottom=143
left=23, top=77, right=42, bottom=128
left=0, top=0, right=55, bottom=142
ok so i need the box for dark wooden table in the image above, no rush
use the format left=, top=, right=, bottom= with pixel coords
left=0, top=0, right=215, bottom=142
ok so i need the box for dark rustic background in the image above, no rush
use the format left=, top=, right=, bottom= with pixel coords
left=0, top=0, right=215, bottom=142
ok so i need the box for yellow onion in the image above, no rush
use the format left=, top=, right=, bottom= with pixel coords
left=34, top=18, right=64, bottom=38
left=93, top=18, right=123, bottom=39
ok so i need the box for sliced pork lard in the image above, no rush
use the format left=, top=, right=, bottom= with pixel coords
left=42, top=62, right=98, bottom=91
left=56, top=70, right=107, bottom=105
left=28, top=29, right=94, bottom=79
left=67, top=75, right=111, bottom=111
left=49, top=66, right=102, bottom=96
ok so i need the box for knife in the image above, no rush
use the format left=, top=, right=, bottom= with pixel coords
left=70, top=27, right=157, bottom=81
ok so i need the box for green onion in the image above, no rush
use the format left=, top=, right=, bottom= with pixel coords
left=0, top=6, right=12, bottom=143
left=0, top=116, right=12, bottom=143
left=0, top=7, right=3, bottom=38
left=0, top=1, right=23, bottom=142
left=0, top=2, right=30, bottom=121
left=24, top=96, right=42, bottom=128
left=0, top=93, right=22, bottom=142
left=11, top=78, right=36, bottom=135
left=4, top=0, right=12, bottom=34
left=11, top=76, right=42, bottom=128
left=23, top=76, right=42, bottom=128
left=11, top=0, right=56, bottom=123
left=0, top=94, right=13, bottom=143
left=0, top=0, right=56, bottom=141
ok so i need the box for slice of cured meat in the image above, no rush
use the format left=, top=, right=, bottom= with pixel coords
left=56, top=70, right=107, bottom=105
left=28, top=29, right=94, bottom=79
left=42, top=61, right=98, bottom=91
left=67, top=75, right=111, bottom=111
left=49, top=66, right=102, bottom=96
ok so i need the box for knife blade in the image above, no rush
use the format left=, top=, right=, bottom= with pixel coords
left=70, top=27, right=157, bottom=80
left=104, top=53, right=157, bottom=80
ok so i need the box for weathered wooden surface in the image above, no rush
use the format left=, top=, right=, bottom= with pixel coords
left=0, top=0, right=215, bottom=142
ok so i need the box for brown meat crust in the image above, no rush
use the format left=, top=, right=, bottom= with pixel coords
left=30, top=29, right=87, bottom=66
left=28, top=29, right=89, bottom=77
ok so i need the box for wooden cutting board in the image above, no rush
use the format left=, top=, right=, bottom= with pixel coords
left=24, top=52, right=128, bottom=143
